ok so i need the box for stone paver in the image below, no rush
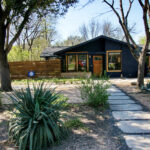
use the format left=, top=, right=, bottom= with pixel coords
left=109, top=95, right=130, bottom=100
left=110, top=104, right=143, bottom=111
left=110, top=92, right=126, bottom=96
left=117, top=120, right=150, bottom=133
left=108, top=86, right=150, bottom=149
left=112, top=111, right=150, bottom=120
left=107, top=88, right=122, bottom=93
left=108, top=99, right=135, bottom=105
left=124, top=135, right=150, bottom=150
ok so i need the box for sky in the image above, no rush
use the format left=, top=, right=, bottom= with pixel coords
left=56, top=0, right=145, bottom=43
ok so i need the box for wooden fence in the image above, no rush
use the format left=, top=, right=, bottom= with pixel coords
left=9, top=60, right=61, bottom=79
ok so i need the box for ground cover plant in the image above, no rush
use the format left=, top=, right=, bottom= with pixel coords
left=0, top=92, right=2, bottom=106
left=80, top=79, right=110, bottom=108
left=8, top=82, right=68, bottom=150
left=12, top=78, right=85, bottom=85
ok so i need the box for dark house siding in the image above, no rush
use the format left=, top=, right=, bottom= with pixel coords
left=105, top=39, right=138, bottom=77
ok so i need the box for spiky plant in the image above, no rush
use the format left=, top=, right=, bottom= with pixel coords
left=9, top=82, right=67, bottom=150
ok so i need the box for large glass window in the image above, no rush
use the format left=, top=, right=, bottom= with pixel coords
left=68, top=55, right=76, bottom=71
left=78, top=55, right=87, bottom=71
left=107, top=51, right=121, bottom=71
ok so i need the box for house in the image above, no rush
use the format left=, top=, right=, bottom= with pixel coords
left=41, top=35, right=150, bottom=77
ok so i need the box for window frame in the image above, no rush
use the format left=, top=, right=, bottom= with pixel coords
left=106, top=50, right=122, bottom=72
left=65, top=52, right=89, bottom=72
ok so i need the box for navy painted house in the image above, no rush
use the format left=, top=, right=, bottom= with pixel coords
left=41, top=35, right=150, bottom=77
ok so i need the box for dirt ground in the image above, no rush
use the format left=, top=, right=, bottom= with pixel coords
left=0, top=105, right=129, bottom=150
left=110, top=78, right=150, bottom=110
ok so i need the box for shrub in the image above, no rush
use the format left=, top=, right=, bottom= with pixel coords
left=64, top=118, right=84, bottom=129
left=8, top=82, right=68, bottom=150
left=80, top=79, right=110, bottom=108
left=146, top=80, right=150, bottom=89
left=0, top=92, right=2, bottom=106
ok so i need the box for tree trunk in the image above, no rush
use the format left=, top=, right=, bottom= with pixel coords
left=0, top=50, right=12, bottom=91
left=137, top=44, right=148, bottom=87
left=0, top=22, right=12, bottom=91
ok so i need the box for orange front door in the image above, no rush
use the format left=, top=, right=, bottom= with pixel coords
left=93, top=55, right=103, bottom=76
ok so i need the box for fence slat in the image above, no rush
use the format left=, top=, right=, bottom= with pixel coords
left=9, top=60, right=61, bottom=79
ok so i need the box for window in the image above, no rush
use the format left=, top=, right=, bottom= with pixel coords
left=107, top=51, right=122, bottom=72
left=66, top=52, right=89, bottom=72
left=68, top=55, right=76, bottom=71
left=78, top=55, right=87, bottom=71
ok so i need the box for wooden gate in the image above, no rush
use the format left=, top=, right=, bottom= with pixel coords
left=9, top=60, right=61, bottom=79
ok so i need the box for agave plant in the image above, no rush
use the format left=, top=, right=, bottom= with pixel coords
left=9, top=82, right=67, bottom=150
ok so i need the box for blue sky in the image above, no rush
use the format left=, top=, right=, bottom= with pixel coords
left=56, top=0, right=145, bottom=43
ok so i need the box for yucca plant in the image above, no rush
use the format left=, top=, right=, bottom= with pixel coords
left=9, top=82, right=68, bottom=150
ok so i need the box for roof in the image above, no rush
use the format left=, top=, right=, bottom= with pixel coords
left=40, top=46, right=68, bottom=57
left=54, top=35, right=130, bottom=55
left=41, top=35, right=150, bottom=57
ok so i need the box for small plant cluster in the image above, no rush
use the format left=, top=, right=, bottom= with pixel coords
left=80, top=79, right=110, bottom=108
left=146, top=81, right=150, bottom=89
left=0, top=91, right=2, bottom=106
left=64, top=118, right=84, bottom=129
left=141, top=80, right=150, bottom=91
left=9, top=82, right=68, bottom=150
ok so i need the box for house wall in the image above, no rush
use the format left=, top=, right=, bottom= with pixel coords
left=58, top=38, right=105, bottom=73
left=57, top=37, right=139, bottom=78
left=105, top=39, right=138, bottom=77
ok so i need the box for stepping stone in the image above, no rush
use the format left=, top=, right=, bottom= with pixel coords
left=107, top=89, right=122, bottom=93
left=110, top=104, right=142, bottom=111
left=124, top=135, right=150, bottom=150
left=109, top=95, right=130, bottom=100
left=117, top=120, right=150, bottom=133
left=112, top=111, right=150, bottom=120
left=108, top=99, right=135, bottom=105
left=110, top=92, right=126, bottom=96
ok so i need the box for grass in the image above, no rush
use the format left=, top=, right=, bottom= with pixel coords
left=64, top=118, right=84, bottom=129
left=64, top=117, right=89, bottom=132
left=12, top=78, right=85, bottom=85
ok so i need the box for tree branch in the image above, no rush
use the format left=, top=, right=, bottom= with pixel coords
left=103, top=0, right=139, bottom=60
left=5, top=6, right=34, bottom=54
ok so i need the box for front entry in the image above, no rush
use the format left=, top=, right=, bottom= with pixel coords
left=93, top=55, right=103, bottom=76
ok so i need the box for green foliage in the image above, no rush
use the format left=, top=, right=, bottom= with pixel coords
left=9, top=82, right=68, bottom=150
left=146, top=80, right=150, bottom=89
left=80, top=79, right=110, bottom=108
left=12, top=78, right=85, bottom=85
left=8, top=42, right=46, bottom=62
left=64, top=118, right=84, bottom=129
left=8, top=46, right=30, bottom=62
left=55, top=35, right=84, bottom=46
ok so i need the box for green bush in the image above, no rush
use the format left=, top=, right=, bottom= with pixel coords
left=9, top=82, right=68, bottom=150
left=80, top=79, right=110, bottom=108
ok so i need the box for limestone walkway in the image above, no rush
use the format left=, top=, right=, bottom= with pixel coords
left=108, top=86, right=150, bottom=150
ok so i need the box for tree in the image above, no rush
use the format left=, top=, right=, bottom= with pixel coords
left=79, top=19, right=101, bottom=40
left=102, top=0, right=150, bottom=87
left=0, top=0, right=78, bottom=91
left=79, top=19, right=125, bottom=41
left=102, top=20, right=125, bottom=40
left=55, top=35, right=84, bottom=46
